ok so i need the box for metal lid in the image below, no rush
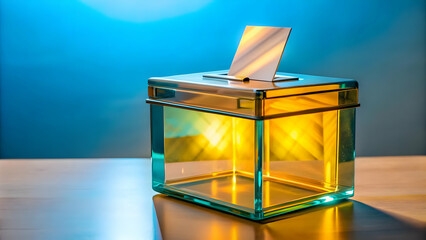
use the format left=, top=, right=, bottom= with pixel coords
left=147, top=70, right=359, bottom=120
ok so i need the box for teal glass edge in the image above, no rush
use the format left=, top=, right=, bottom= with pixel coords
left=152, top=184, right=354, bottom=221
left=151, top=104, right=165, bottom=188
left=254, top=120, right=264, bottom=215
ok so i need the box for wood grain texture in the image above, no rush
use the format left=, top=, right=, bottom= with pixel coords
left=353, top=156, right=426, bottom=226
left=0, top=156, right=424, bottom=240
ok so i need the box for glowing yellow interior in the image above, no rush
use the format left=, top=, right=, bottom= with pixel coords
left=163, top=107, right=339, bottom=208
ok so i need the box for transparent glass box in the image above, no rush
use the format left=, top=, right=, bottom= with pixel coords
left=147, top=70, right=359, bottom=220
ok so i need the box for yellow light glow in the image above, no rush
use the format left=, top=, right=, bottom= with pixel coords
left=265, top=180, right=270, bottom=208
left=212, top=179, right=217, bottom=197
left=232, top=117, right=237, bottom=174
left=164, top=106, right=339, bottom=209
left=323, top=111, right=338, bottom=189
left=204, top=121, right=223, bottom=146
left=320, top=206, right=339, bottom=240
left=269, top=113, right=324, bottom=161
left=290, top=130, right=298, bottom=140
left=232, top=174, right=237, bottom=204
left=264, top=120, right=270, bottom=177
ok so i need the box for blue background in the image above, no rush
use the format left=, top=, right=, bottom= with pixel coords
left=1, top=0, right=425, bottom=158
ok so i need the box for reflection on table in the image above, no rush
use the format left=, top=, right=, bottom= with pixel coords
left=153, top=194, right=425, bottom=240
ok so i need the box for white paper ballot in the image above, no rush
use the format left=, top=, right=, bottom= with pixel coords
left=228, top=26, right=291, bottom=82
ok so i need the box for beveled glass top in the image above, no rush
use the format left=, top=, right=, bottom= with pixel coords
left=148, top=70, right=358, bottom=99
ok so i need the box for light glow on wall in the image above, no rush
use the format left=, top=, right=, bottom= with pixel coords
left=79, top=0, right=213, bottom=22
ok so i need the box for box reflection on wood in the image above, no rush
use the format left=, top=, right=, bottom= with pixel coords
left=147, top=70, right=359, bottom=220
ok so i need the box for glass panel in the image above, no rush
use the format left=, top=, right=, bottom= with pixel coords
left=162, top=107, right=256, bottom=210
left=264, top=89, right=358, bottom=116
left=262, top=109, right=355, bottom=209
left=151, top=104, right=165, bottom=188
left=150, top=87, right=257, bottom=116
left=149, top=86, right=358, bottom=118
left=337, top=108, right=356, bottom=189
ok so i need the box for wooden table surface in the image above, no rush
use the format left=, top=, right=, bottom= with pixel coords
left=0, top=156, right=425, bottom=240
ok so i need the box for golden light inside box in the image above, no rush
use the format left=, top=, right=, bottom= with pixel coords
left=163, top=106, right=339, bottom=208
left=229, top=26, right=291, bottom=81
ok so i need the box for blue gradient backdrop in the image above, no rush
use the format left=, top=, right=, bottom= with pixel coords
left=1, top=0, right=425, bottom=158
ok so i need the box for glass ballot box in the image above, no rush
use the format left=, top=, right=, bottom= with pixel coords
left=147, top=70, right=359, bottom=220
